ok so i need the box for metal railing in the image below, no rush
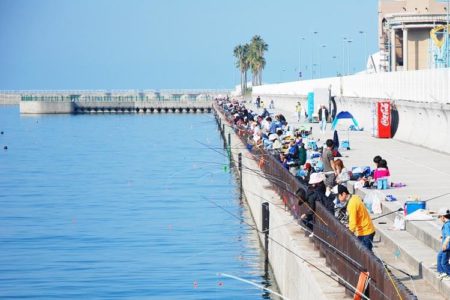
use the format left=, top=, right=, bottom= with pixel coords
left=1, top=89, right=231, bottom=95
left=214, top=102, right=417, bottom=300
left=20, top=95, right=217, bottom=102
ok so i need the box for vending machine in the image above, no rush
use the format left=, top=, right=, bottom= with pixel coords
left=376, top=101, right=391, bottom=138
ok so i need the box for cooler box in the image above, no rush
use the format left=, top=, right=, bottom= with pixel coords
left=404, top=201, right=426, bottom=215
left=341, top=140, right=350, bottom=150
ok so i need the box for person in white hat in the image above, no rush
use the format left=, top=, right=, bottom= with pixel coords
left=437, top=208, right=450, bottom=280
left=299, top=173, right=325, bottom=233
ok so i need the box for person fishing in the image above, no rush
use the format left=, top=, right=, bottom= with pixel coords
left=337, top=185, right=376, bottom=252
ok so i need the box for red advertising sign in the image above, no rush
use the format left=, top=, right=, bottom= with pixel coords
left=377, top=101, right=391, bottom=138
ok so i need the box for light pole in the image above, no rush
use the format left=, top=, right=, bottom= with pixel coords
left=347, top=39, right=353, bottom=75
left=332, top=55, right=338, bottom=76
left=280, top=68, right=286, bottom=82
left=342, top=37, right=347, bottom=75
left=299, top=37, right=305, bottom=80
left=319, top=44, right=327, bottom=78
left=312, top=31, right=318, bottom=79
left=359, top=30, right=367, bottom=71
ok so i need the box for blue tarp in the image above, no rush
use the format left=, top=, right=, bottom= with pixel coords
left=331, top=111, right=360, bottom=130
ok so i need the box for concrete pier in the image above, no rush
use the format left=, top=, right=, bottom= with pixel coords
left=244, top=101, right=450, bottom=299
left=19, top=100, right=213, bottom=114
left=214, top=106, right=352, bottom=300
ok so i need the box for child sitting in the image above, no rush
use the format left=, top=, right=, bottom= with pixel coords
left=373, top=159, right=390, bottom=189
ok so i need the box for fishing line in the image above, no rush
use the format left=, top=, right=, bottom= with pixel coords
left=204, top=196, right=374, bottom=300
left=240, top=168, right=330, bottom=226
left=219, top=273, right=290, bottom=300
left=232, top=189, right=363, bottom=269
left=206, top=196, right=295, bottom=234
left=424, top=192, right=450, bottom=203
left=214, top=105, right=403, bottom=300
left=372, top=249, right=418, bottom=297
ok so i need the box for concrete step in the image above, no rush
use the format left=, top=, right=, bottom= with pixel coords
left=347, top=185, right=450, bottom=299
left=351, top=185, right=443, bottom=252
left=373, top=215, right=450, bottom=300
left=374, top=237, right=445, bottom=300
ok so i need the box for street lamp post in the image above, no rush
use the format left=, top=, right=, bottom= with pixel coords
left=299, top=37, right=305, bottom=80
left=312, top=31, right=318, bottom=79
left=319, top=44, right=327, bottom=78
left=347, top=39, right=353, bottom=75
left=359, top=30, right=367, bottom=71
left=342, top=37, right=347, bottom=75
left=332, top=55, right=338, bottom=76
left=280, top=69, right=286, bottom=82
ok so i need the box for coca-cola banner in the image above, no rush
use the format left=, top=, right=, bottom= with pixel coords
left=377, top=101, right=391, bottom=138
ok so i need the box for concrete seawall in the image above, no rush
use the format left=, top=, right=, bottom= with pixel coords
left=0, top=94, right=20, bottom=105
left=20, top=101, right=74, bottom=114
left=213, top=107, right=349, bottom=300
left=337, top=97, right=450, bottom=154
left=251, top=69, right=450, bottom=154
left=19, top=100, right=213, bottom=114
left=253, top=95, right=450, bottom=155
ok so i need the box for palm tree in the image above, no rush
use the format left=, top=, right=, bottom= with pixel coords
left=233, top=44, right=250, bottom=94
left=249, top=35, right=268, bottom=86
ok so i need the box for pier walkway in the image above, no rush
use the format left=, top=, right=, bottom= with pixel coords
left=245, top=98, right=450, bottom=300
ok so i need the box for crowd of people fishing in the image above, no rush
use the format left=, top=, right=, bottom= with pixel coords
left=216, top=97, right=450, bottom=281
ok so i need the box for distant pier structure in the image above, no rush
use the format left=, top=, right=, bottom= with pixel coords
left=18, top=90, right=230, bottom=114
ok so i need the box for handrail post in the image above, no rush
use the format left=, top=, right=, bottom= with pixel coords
left=238, top=153, right=243, bottom=200
left=227, top=133, right=232, bottom=168
left=262, top=202, right=270, bottom=274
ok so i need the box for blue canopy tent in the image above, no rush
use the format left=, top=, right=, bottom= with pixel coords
left=331, top=111, right=360, bottom=150
left=331, top=111, right=360, bottom=130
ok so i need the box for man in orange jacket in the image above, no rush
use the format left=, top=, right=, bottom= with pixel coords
left=337, top=185, right=376, bottom=251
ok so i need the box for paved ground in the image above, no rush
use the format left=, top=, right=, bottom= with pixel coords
left=243, top=99, right=450, bottom=299
left=249, top=101, right=450, bottom=222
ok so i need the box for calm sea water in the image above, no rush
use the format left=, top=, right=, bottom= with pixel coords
left=0, top=106, right=276, bottom=299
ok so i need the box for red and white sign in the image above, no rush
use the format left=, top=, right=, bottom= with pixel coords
left=377, top=101, right=391, bottom=138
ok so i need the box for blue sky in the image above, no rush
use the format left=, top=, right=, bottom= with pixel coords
left=0, top=0, right=378, bottom=90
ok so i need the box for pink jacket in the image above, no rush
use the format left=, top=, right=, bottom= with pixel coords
left=374, top=168, right=390, bottom=180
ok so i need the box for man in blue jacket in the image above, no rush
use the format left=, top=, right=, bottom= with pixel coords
left=437, top=208, right=450, bottom=281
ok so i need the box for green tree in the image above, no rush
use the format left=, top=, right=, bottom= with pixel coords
left=249, top=35, right=268, bottom=86
left=233, top=43, right=250, bottom=94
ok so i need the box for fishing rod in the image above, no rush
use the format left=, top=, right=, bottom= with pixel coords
left=204, top=194, right=383, bottom=298
left=424, top=192, right=450, bottom=203
left=371, top=192, right=450, bottom=221
left=196, top=138, right=329, bottom=227
left=215, top=105, right=409, bottom=299
left=382, top=261, right=418, bottom=298
left=205, top=197, right=296, bottom=235
left=372, top=208, right=404, bottom=221
left=219, top=273, right=291, bottom=300
left=240, top=167, right=330, bottom=226
left=235, top=189, right=365, bottom=270
left=204, top=197, right=372, bottom=300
